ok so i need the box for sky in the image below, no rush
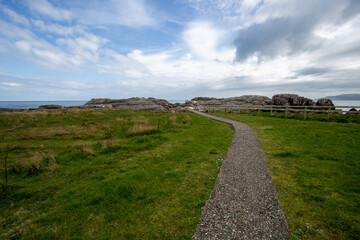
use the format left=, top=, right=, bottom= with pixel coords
left=0, top=0, right=360, bottom=100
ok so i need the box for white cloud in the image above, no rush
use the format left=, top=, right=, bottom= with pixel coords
left=73, top=0, right=156, bottom=27
left=31, top=19, right=84, bottom=36
left=96, top=49, right=150, bottom=77
left=0, top=20, right=36, bottom=41
left=1, top=82, right=23, bottom=87
left=182, top=22, right=235, bottom=61
left=0, top=20, right=86, bottom=68
left=1, top=6, right=30, bottom=26
left=182, top=22, right=221, bottom=60
left=25, top=0, right=72, bottom=21
left=14, top=40, right=32, bottom=53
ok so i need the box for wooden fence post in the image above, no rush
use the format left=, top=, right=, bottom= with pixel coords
left=304, top=107, right=307, bottom=120
left=4, top=144, right=8, bottom=184
left=328, top=106, right=331, bottom=121
left=285, top=106, right=288, bottom=118
left=270, top=106, right=273, bottom=116
left=258, top=108, right=261, bottom=116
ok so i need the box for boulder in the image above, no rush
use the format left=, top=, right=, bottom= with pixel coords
left=272, top=94, right=314, bottom=106
left=315, top=98, right=335, bottom=111
left=346, top=108, right=358, bottom=114
left=316, top=98, right=334, bottom=107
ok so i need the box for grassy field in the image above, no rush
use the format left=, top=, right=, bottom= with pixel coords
left=212, top=112, right=360, bottom=240
left=211, top=109, right=360, bottom=124
left=0, top=109, right=233, bottom=239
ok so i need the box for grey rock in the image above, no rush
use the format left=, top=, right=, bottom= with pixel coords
left=230, top=95, right=273, bottom=105
left=39, top=104, right=63, bottom=109
left=346, top=108, right=358, bottom=114
left=315, top=98, right=335, bottom=111
left=272, top=94, right=314, bottom=106
left=188, top=95, right=273, bottom=108
left=84, top=97, right=173, bottom=112
left=315, top=98, right=334, bottom=107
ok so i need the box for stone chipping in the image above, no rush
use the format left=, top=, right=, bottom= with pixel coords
left=190, top=110, right=290, bottom=240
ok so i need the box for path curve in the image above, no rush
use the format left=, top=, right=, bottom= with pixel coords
left=190, top=110, right=290, bottom=240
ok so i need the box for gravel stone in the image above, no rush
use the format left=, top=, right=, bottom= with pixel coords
left=191, top=110, right=290, bottom=240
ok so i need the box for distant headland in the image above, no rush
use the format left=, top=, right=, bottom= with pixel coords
left=324, top=94, right=360, bottom=101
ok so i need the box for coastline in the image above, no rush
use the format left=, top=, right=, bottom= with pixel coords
left=0, top=100, right=186, bottom=109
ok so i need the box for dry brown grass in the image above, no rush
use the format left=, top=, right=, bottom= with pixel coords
left=92, top=111, right=103, bottom=115
left=115, top=117, right=127, bottom=124
left=131, top=115, right=148, bottom=124
left=1, top=111, right=48, bottom=127
left=182, top=115, right=192, bottom=125
left=12, top=150, right=59, bottom=174
left=16, top=124, right=102, bottom=140
left=169, top=115, right=177, bottom=125
left=82, top=143, right=96, bottom=156
left=6, top=111, right=49, bottom=116
left=64, top=108, right=84, bottom=114
left=127, top=123, right=157, bottom=136
left=98, top=137, right=120, bottom=149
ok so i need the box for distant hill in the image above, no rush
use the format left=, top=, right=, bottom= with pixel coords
left=324, top=94, right=360, bottom=100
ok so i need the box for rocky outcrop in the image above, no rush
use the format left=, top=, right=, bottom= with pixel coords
left=187, top=95, right=273, bottom=108
left=39, top=105, right=63, bottom=109
left=272, top=94, right=315, bottom=106
left=228, top=95, right=274, bottom=105
left=0, top=108, right=23, bottom=112
left=1, top=94, right=339, bottom=113
left=84, top=97, right=174, bottom=112
left=188, top=94, right=338, bottom=112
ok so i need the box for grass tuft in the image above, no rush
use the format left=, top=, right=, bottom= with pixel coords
left=182, top=115, right=192, bottom=125
left=127, top=123, right=158, bottom=136
left=82, top=143, right=96, bottom=156
left=169, top=115, right=177, bottom=125
left=11, top=150, right=58, bottom=174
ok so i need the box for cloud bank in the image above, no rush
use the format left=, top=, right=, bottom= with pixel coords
left=0, top=0, right=359, bottom=100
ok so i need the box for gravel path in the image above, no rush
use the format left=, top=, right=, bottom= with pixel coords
left=190, top=110, right=290, bottom=240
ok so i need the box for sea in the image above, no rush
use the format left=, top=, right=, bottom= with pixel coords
left=0, top=100, right=187, bottom=109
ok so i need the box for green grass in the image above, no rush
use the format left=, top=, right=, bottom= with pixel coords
left=0, top=110, right=233, bottom=239
left=218, top=109, right=360, bottom=124
left=211, top=111, right=360, bottom=240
